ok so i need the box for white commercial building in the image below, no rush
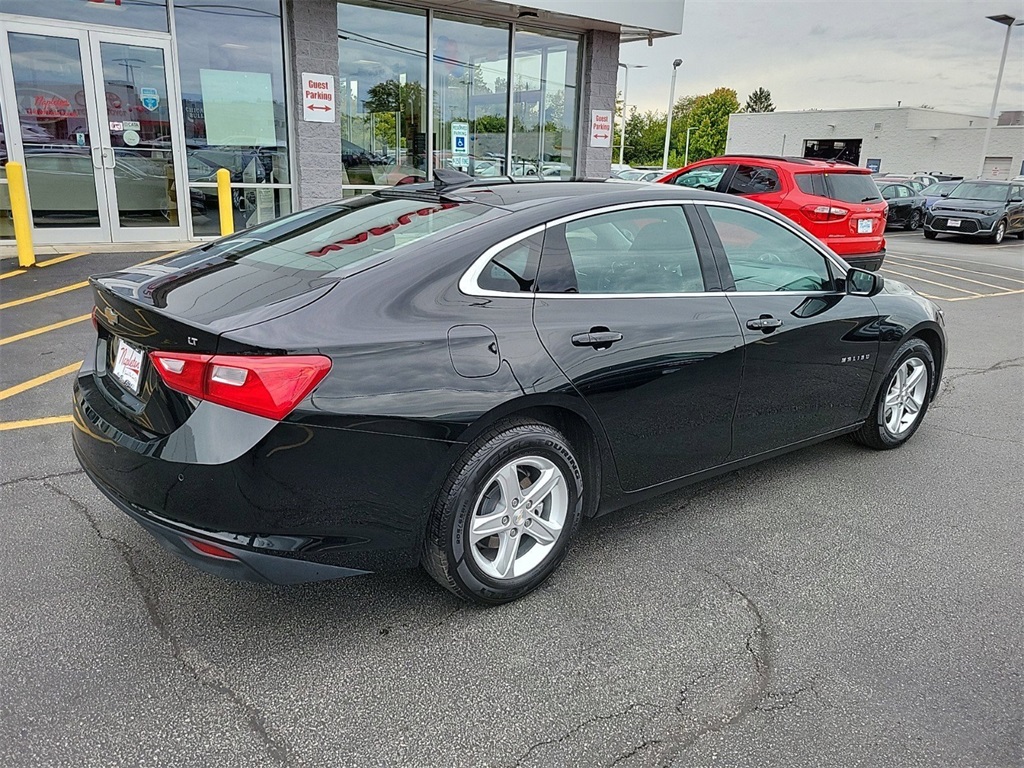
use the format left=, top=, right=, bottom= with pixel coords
left=726, top=107, right=1024, bottom=180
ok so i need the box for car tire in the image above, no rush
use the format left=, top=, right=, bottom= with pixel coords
left=923, top=230, right=937, bottom=240
left=853, top=338, right=935, bottom=451
left=990, top=220, right=1006, bottom=244
left=423, top=419, right=584, bottom=604
left=905, top=210, right=922, bottom=231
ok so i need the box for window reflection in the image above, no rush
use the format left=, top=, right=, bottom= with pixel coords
left=0, top=0, right=168, bottom=32
left=1, top=106, right=10, bottom=239
left=173, top=0, right=290, bottom=235
left=338, top=0, right=427, bottom=187
left=511, top=28, right=578, bottom=179
left=433, top=15, right=510, bottom=178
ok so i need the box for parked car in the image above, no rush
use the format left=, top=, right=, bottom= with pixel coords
left=924, top=179, right=1024, bottom=243
left=660, top=155, right=888, bottom=270
left=919, top=181, right=960, bottom=211
left=878, top=182, right=927, bottom=230
left=74, top=175, right=946, bottom=604
left=616, top=169, right=667, bottom=183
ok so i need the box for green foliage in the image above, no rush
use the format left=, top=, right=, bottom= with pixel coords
left=742, top=87, right=775, bottom=113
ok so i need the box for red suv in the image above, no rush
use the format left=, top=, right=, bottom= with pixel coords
left=658, top=155, right=888, bottom=270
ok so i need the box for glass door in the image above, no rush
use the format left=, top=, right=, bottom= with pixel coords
left=0, top=21, right=186, bottom=243
left=87, top=31, right=185, bottom=241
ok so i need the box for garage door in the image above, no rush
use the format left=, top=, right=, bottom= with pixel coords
left=981, top=157, right=1012, bottom=180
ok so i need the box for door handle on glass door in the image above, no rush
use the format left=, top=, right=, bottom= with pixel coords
left=91, top=147, right=103, bottom=170
left=746, top=315, right=783, bottom=332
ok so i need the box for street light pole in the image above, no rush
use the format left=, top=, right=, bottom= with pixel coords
left=684, top=126, right=697, bottom=166
left=617, top=63, right=646, bottom=167
left=662, top=58, right=683, bottom=171
left=978, top=15, right=1022, bottom=178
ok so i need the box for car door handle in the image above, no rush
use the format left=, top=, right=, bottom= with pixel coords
left=746, top=315, right=783, bottom=332
left=571, top=330, right=623, bottom=348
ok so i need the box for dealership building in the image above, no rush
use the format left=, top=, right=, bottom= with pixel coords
left=726, top=106, right=1024, bottom=180
left=0, top=0, right=681, bottom=247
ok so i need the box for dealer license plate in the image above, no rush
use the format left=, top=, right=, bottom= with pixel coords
left=947, top=219, right=962, bottom=228
left=112, top=337, right=144, bottom=394
left=857, top=219, right=873, bottom=234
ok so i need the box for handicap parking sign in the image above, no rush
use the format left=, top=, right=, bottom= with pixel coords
left=140, top=87, right=160, bottom=112
left=455, top=136, right=466, bottom=150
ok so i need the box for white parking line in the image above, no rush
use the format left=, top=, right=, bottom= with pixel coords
left=880, top=268, right=981, bottom=295
left=884, top=260, right=1019, bottom=291
left=886, top=254, right=1024, bottom=285
left=885, top=250, right=1024, bottom=272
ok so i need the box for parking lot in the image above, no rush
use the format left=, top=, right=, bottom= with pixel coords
left=0, top=231, right=1021, bottom=767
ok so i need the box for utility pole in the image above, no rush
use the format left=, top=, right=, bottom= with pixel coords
left=662, top=59, right=683, bottom=171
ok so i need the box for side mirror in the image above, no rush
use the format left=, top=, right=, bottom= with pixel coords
left=847, top=267, right=883, bottom=297
left=1009, top=197, right=1023, bottom=203
left=940, top=192, right=950, bottom=197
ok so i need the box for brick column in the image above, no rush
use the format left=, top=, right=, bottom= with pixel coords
left=576, top=29, right=620, bottom=178
left=286, top=0, right=344, bottom=209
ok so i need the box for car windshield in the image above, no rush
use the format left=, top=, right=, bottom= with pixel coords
left=826, top=173, right=882, bottom=203
left=947, top=182, right=1009, bottom=202
left=922, top=182, right=957, bottom=195
left=194, top=194, right=495, bottom=275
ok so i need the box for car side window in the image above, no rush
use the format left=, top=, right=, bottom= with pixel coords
left=898, top=185, right=913, bottom=198
left=476, top=233, right=542, bottom=293
left=1010, top=184, right=1024, bottom=201
left=554, top=206, right=706, bottom=294
left=881, top=185, right=895, bottom=200
left=671, top=164, right=728, bottom=191
left=794, top=173, right=827, bottom=197
left=705, top=205, right=835, bottom=293
left=727, top=165, right=780, bottom=195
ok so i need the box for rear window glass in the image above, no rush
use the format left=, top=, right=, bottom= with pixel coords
left=794, top=173, right=826, bottom=197
left=194, top=195, right=494, bottom=274
left=948, top=182, right=1009, bottom=202
left=825, top=173, right=882, bottom=203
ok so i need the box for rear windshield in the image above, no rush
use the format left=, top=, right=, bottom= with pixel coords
left=194, top=195, right=494, bottom=274
left=948, top=182, right=1009, bottom=202
left=825, top=173, right=882, bottom=203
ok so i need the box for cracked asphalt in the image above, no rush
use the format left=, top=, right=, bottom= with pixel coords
left=0, top=233, right=1021, bottom=767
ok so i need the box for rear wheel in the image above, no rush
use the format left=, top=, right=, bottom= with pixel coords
left=923, top=230, right=937, bottom=240
left=990, top=220, right=1006, bottom=244
left=905, top=210, right=922, bottom=231
left=423, top=420, right=583, bottom=604
left=853, top=338, right=934, bottom=450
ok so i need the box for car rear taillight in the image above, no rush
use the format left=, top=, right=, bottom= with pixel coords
left=800, top=204, right=850, bottom=222
left=150, top=352, right=331, bottom=420
left=183, top=537, right=238, bottom=560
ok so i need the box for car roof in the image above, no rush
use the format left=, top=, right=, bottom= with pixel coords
left=713, top=155, right=870, bottom=173
left=382, top=178, right=722, bottom=212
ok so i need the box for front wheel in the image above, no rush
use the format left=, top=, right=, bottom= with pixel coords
left=905, top=210, right=922, bottom=231
left=423, top=420, right=584, bottom=604
left=853, top=338, right=935, bottom=450
left=990, top=219, right=1006, bottom=244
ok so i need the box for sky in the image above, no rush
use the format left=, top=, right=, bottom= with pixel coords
left=618, top=0, right=1024, bottom=118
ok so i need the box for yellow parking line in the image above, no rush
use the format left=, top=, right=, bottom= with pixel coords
left=886, top=254, right=1024, bottom=285
left=0, top=281, right=89, bottom=311
left=883, top=260, right=1016, bottom=291
left=0, top=361, right=82, bottom=402
left=0, top=269, right=28, bottom=280
left=880, top=268, right=981, bottom=296
left=0, top=415, right=74, bottom=432
left=941, top=289, right=1024, bottom=302
left=34, top=250, right=90, bottom=268
left=0, top=314, right=91, bottom=347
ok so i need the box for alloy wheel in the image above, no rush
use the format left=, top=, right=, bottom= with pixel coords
left=883, top=357, right=928, bottom=436
left=468, top=456, right=568, bottom=580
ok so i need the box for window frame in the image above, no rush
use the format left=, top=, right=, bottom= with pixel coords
left=459, top=199, right=848, bottom=299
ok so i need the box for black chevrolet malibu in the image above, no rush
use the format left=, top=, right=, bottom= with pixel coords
left=73, top=175, right=946, bottom=604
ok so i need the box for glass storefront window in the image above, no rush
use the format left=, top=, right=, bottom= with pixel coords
left=0, top=0, right=168, bottom=32
left=338, top=0, right=427, bottom=188
left=172, top=0, right=290, bottom=236
left=511, top=28, right=578, bottom=180
left=433, top=15, right=510, bottom=178
left=0, top=105, right=10, bottom=239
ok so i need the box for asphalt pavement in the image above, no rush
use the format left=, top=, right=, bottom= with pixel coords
left=0, top=231, right=1021, bottom=767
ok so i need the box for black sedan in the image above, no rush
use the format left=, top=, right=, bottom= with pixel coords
left=925, top=180, right=1024, bottom=243
left=879, top=181, right=927, bottom=231
left=73, top=175, right=946, bottom=604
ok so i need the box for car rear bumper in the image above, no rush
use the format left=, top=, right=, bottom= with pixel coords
left=842, top=250, right=886, bottom=272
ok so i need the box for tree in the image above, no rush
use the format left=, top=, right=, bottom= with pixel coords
left=742, top=87, right=775, bottom=113
left=684, top=87, right=740, bottom=162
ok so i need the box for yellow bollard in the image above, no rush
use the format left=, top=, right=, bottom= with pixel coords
left=6, top=162, right=35, bottom=268
left=216, top=168, right=234, bottom=237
